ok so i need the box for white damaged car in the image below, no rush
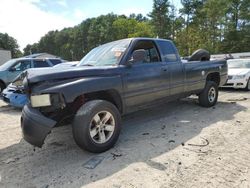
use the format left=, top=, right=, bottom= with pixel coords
left=223, top=59, right=250, bottom=90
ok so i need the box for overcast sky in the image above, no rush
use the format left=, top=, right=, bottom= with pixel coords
left=0, top=0, right=181, bottom=50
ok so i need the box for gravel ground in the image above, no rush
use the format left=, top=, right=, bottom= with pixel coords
left=0, top=89, right=249, bottom=188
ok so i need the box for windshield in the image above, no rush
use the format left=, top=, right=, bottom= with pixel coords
left=78, top=39, right=131, bottom=66
left=0, top=59, right=17, bottom=71
left=228, top=59, right=250, bottom=68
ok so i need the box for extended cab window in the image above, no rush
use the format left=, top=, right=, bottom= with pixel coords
left=12, top=60, right=31, bottom=71
left=133, top=40, right=161, bottom=63
left=33, top=60, right=50, bottom=68
left=157, top=40, right=178, bottom=62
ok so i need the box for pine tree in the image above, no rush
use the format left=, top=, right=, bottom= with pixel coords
left=148, top=0, right=171, bottom=39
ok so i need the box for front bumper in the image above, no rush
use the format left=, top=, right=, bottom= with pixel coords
left=222, top=78, right=248, bottom=89
left=1, top=88, right=27, bottom=108
left=21, top=105, right=57, bottom=147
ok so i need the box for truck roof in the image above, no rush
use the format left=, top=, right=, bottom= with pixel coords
left=130, top=37, right=172, bottom=42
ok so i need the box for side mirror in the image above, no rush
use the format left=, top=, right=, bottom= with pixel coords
left=9, top=67, right=16, bottom=72
left=127, top=49, right=146, bottom=66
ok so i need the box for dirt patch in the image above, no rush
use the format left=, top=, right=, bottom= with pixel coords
left=0, top=90, right=249, bottom=188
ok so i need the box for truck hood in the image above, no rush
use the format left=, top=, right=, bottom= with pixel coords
left=228, top=68, right=250, bottom=76
left=26, top=65, right=120, bottom=84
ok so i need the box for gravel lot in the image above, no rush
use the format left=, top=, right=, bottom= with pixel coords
left=0, top=89, right=249, bottom=188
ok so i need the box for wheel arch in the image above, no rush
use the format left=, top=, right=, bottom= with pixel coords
left=206, top=72, right=220, bottom=86
left=73, top=89, right=123, bottom=114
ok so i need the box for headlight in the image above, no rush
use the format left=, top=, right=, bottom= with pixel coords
left=234, top=75, right=246, bottom=79
left=30, top=94, right=51, bottom=107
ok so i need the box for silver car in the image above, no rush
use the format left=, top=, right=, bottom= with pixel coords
left=0, top=58, right=63, bottom=92
left=222, top=59, right=250, bottom=90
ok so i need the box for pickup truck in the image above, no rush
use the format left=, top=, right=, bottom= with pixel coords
left=21, top=38, right=228, bottom=153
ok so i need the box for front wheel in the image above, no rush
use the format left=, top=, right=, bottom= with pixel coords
left=198, top=81, right=218, bottom=107
left=73, top=100, right=121, bottom=153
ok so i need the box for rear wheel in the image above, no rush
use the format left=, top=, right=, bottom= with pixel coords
left=72, top=100, right=121, bottom=153
left=199, top=81, right=218, bottom=107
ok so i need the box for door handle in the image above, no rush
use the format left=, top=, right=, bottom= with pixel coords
left=162, top=68, right=167, bottom=72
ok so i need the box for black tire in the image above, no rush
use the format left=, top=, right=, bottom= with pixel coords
left=245, top=78, right=250, bottom=91
left=0, top=82, right=6, bottom=93
left=189, top=49, right=210, bottom=61
left=73, top=100, right=121, bottom=153
left=199, top=81, right=218, bottom=107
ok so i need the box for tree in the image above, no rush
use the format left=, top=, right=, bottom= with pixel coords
left=22, top=2, right=250, bottom=60
left=113, top=17, right=154, bottom=39
left=0, top=33, right=22, bottom=58
left=148, top=0, right=171, bottom=38
left=129, top=13, right=148, bottom=22
left=220, top=0, right=250, bottom=53
left=179, top=0, right=206, bottom=55
left=113, top=18, right=138, bottom=39
left=128, top=22, right=154, bottom=38
left=23, top=43, right=39, bottom=55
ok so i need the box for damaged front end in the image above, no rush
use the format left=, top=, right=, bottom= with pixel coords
left=21, top=105, right=57, bottom=147
left=21, top=75, right=84, bottom=148
left=21, top=92, right=66, bottom=147
left=20, top=65, right=113, bottom=148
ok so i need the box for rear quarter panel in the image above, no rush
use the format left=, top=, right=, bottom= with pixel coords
left=183, top=59, right=227, bottom=93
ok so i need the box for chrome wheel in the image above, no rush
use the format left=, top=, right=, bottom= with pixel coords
left=208, top=87, right=216, bottom=103
left=89, top=111, right=115, bottom=144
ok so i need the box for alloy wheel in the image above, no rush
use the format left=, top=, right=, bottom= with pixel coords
left=89, top=111, right=115, bottom=144
left=208, top=87, right=216, bottom=103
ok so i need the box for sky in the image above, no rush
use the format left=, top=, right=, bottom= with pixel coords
left=0, top=0, right=182, bottom=51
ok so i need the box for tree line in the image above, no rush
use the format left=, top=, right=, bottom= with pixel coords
left=1, top=0, right=249, bottom=60
left=0, top=33, right=22, bottom=58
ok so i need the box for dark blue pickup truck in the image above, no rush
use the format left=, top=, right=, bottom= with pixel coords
left=21, top=38, right=227, bottom=153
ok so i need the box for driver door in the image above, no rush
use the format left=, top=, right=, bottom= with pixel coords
left=7, top=60, right=31, bottom=84
left=123, top=40, right=170, bottom=109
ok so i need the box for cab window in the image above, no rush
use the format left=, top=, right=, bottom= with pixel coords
left=33, top=60, right=50, bottom=68
left=132, top=40, right=161, bottom=63
left=157, top=40, right=178, bottom=62
left=12, top=60, right=31, bottom=71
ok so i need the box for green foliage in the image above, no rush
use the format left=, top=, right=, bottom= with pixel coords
left=113, top=17, right=154, bottom=39
left=22, top=0, right=250, bottom=59
left=177, top=0, right=250, bottom=56
left=24, top=14, right=154, bottom=60
left=0, top=33, right=22, bottom=58
left=148, top=0, right=171, bottom=38
left=128, top=22, right=154, bottom=38
left=219, top=0, right=250, bottom=53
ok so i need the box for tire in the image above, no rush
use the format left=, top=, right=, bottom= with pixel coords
left=245, top=78, right=250, bottom=91
left=189, top=49, right=210, bottom=61
left=72, top=100, right=121, bottom=153
left=199, top=81, right=218, bottom=107
left=0, top=82, right=6, bottom=93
